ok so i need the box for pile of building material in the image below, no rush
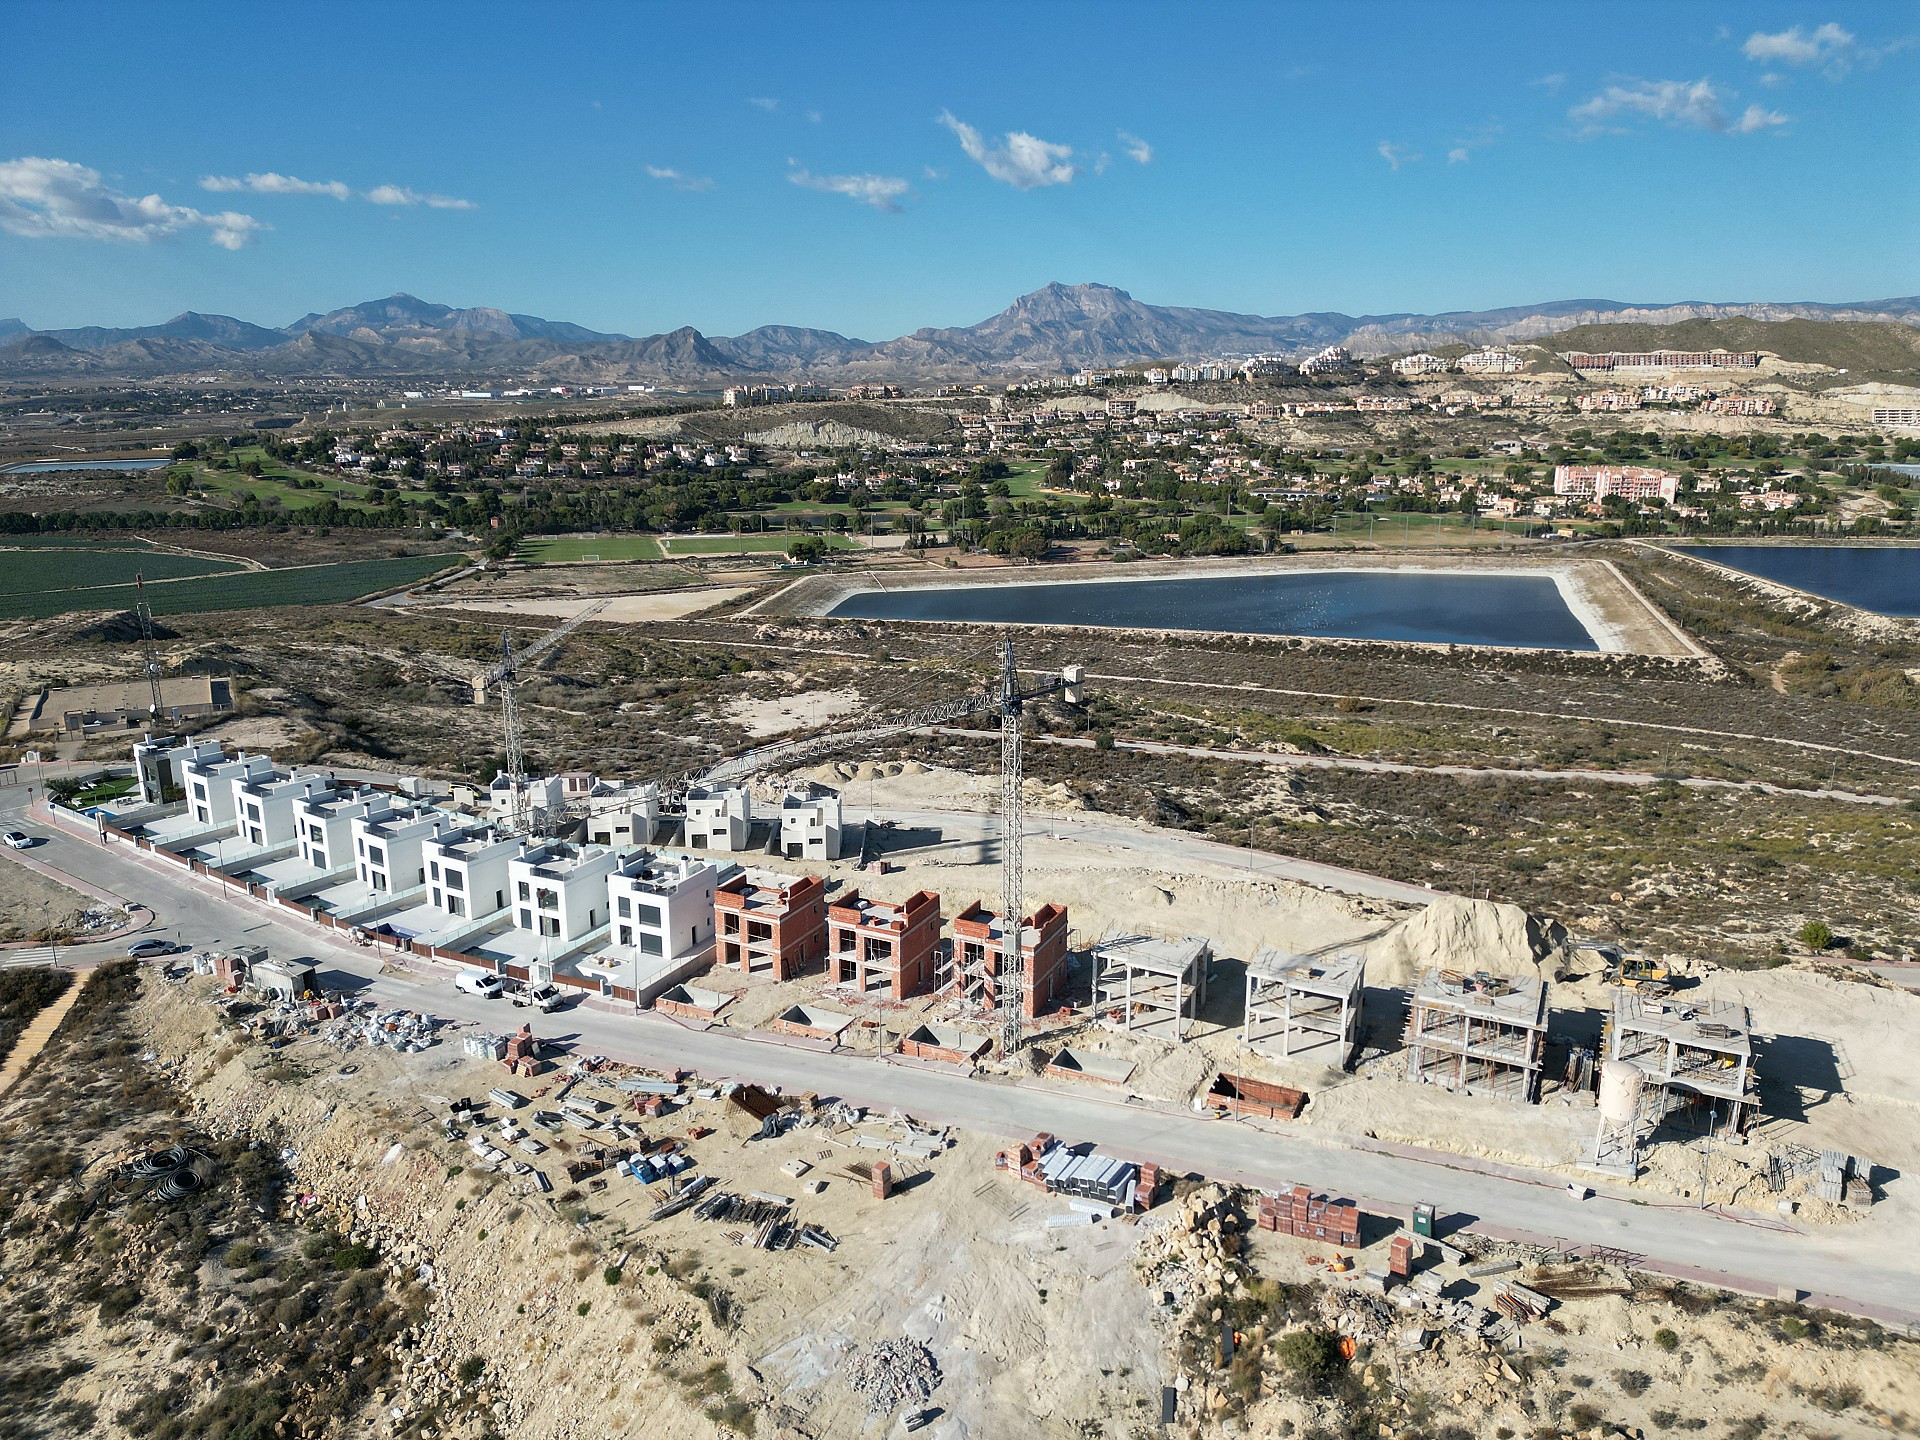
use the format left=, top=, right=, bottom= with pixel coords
left=1132, top=1182, right=1246, bottom=1302
left=316, top=1005, right=442, bottom=1053
left=842, top=1339, right=941, bottom=1415
left=1254, top=1184, right=1361, bottom=1246
left=995, top=1133, right=1139, bottom=1208
left=1369, top=894, right=1571, bottom=987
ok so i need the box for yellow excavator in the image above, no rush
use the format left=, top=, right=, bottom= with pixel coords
left=1607, top=954, right=1672, bottom=996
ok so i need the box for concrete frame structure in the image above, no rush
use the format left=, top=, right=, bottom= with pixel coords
left=424, top=828, right=525, bottom=924
left=1605, top=991, right=1755, bottom=1137
left=508, top=842, right=617, bottom=947
left=685, top=785, right=752, bottom=852
left=351, top=803, right=467, bottom=895
left=1244, top=947, right=1365, bottom=1066
left=1404, top=969, right=1548, bottom=1103
left=778, top=786, right=842, bottom=863
left=1092, top=932, right=1212, bottom=1042
left=826, top=888, right=941, bottom=999
left=949, top=900, right=1070, bottom=1020
left=714, top=867, right=826, bottom=980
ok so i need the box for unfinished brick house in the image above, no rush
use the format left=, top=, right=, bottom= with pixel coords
left=713, top=868, right=826, bottom=980
left=826, top=888, right=941, bottom=999
left=947, top=900, right=1069, bottom=1018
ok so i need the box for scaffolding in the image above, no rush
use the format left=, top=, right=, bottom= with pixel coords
left=1243, top=947, right=1364, bottom=1066
left=1603, top=990, right=1755, bottom=1137
left=1092, top=932, right=1211, bottom=1042
left=1403, top=969, right=1548, bottom=1103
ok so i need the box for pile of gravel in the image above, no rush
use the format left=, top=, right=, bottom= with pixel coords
left=842, top=1338, right=941, bottom=1414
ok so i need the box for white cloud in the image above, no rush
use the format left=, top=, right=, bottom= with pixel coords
left=1743, top=22, right=1855, bottom=69
left=922, top=165, right=946, bottom=181
left=936, top=111, right=1076, bottom=190
left=0, top=156, right=266, bottom=249
left=365, top=183, right=476, bottom=209
left=1118, top=130, right=1152, bottom=165
left=1377, top=141, right=1420, bottom=171
left=201, top=171, right=351, bottom=200
left=1444, top=122, right=1502, bottom=165
left=747, top=96, right=779, bottom=112
left=643, top=165, right=715, bottom=193
left=787, top=166, right=909, bottom=212
left=1447, top=147, right=1471, bottom=164
left=1532, top=72, right=1568, bottom=93
left=1570, top=78, right=1787, bottom=135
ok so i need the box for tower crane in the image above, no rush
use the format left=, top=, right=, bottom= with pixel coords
left=649, top=639, right=1084, bottom=1055
left=473, top=600, right=609, bottom=832
left=133, top=573, right=166, bottom=721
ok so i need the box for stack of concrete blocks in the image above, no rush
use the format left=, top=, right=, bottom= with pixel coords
left=871, top=1161, right=893, bottom=1200
left=1135, top=1161, right=1161, bottom=1212
left=1254, top=1184, right=1361, bottom=1246
left=1388, top=1233, right=1416, bottom=1278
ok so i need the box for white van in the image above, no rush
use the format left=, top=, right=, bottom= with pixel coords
left=454, top=969, right=505, bottom=998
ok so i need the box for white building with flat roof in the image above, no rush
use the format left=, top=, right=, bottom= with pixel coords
left=604, top=849, right=736, bottom=975
left=778, top=787, right=842, bottom=862
left=231, top=770, right=335, bottom=849
left=584, top=783, right=660, bottom=848
left=133, top=734, right=224, bottom=805
left=350, top=803, right=468, bottom=895
left=684, top=785, right=752, bottom=852
left=293, top=790, right=400, bottom=876
left=181, top=752, right=276, bottom=826
left=424, top=828, right=526, bottom=924
left=509, top=842, right=618, bottom=945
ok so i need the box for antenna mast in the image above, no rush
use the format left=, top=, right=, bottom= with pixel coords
left=498, top=631, right=529, bottom=833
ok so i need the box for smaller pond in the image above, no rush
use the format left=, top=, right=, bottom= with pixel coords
left=1675, top=545, right=1920, bottom=618
left=1, top=458, right=171, bottom=474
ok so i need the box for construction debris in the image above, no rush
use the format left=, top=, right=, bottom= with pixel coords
left=842, top=1338, right=941, bottom=1415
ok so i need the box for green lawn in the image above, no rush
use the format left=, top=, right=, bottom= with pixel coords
left=0, top=548, right=243, bottom=597
left=662, top=533, right=859, bottom=555
left=1324, top=511, right=1538, bottom=544
left=0, top=553, right=464, bottom=619
left=1000, top=461, right=1056, bottom=499
left=517, top=534, right=663, bottom=563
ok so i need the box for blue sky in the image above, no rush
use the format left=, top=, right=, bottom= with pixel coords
left=2, top=1, right=1916, bottom=337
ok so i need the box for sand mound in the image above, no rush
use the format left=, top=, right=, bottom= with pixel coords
left=1366, top=895, right=1570, bottom=987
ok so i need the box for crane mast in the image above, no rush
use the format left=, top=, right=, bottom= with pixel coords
left=134, top=572, right=165, bottom=721
left=998, top=638, right=1026, bottom=1056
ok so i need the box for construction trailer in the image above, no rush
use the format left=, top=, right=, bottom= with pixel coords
left=826, top=888, right=942, bottom=999
left=1403, top=969, right=1548, bottom=1103
left=1243, top=947, right=1365, bottom=1066
left=1603, top=990, right=1755, bottom=1138
left=1092, top=932, right=1212, bottom=1041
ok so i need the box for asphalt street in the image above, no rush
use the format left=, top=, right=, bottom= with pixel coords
left=3, top=772, right=1915, bottom=1326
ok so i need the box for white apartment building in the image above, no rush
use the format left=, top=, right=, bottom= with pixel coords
left=485, top=771, right=565, bottom=826
left=181, top=752, right=276, bottom=827
left=350, top=803, right=467, bottom=894
left=584, top=783, right=660, bottom=848
left=423, top=828, right=525, bottom=923
left=509, top=842, right=618, bottom=945
left=1390, top=353, right=1447, bottom=377
left=292, top=790, right=399, bottom=875
left=1553, top=464, right=1680, bottom=504
left=1870, top=407, right=1920, bottom=430
left=606, top=850, right=735, bottom=966
left=231, top=770, right=335, bottom=849
left=133, top=734, right=225, bottom=805
left=1299, top=346, right=1353, bottom=376
left=779, top=788, right=842, bottom=863
left=684, top=786, right=752, bottom=851
left=1457, top=348, right=1521, bottom=375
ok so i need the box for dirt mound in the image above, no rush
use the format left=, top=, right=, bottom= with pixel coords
left=1366, top=895, right=1570, bottom=987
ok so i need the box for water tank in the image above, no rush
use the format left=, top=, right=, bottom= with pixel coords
left=1598, top=1059, right=1645, bottom=1123
left=1061, top=665, right=1086, bottom=705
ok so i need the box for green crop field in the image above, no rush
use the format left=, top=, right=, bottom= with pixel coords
left=662, top=533, right=858, bottom=555
left=0, top=535, right=156, bottom=548
left=517, top=534, right=663, bottom=563
left=0, top=548, right=243, bottom=597
left=0, top=553, right=463, bottom=619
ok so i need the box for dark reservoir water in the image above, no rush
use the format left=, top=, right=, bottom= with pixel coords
left=829, top=570, right=1599, bottom=649
left=1, top=458, right=169, bottom=474
left=1676, top=545, right=1920, bottom=618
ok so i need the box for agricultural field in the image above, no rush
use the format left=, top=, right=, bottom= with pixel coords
left=0, top=546, right=243, bottom=596
left=516, top=534, right=663, bottom=563
left=0, top=553, right=462, bottom=619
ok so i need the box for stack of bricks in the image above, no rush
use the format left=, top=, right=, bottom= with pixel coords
left=635, top=1095, right=669, bottom=1119
left=1135, top=1162, right=1161, bottom=1211
left=1388, top=1234, right=1415, bottom=1277
left=871, top=1161, right=893, bottom=1199
left=1255, top=1185, right=1361, bottom=1246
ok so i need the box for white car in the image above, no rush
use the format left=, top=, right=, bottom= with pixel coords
left=454, top=970, right=505, bottom=998
left=128, top=937, right=177, bottom=958
left=2, top=831, right=32, bottom=849
left=511, top=981, right=566, bottom=1012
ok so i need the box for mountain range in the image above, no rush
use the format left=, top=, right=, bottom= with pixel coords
left=2, top=283, right=1916, bottom=384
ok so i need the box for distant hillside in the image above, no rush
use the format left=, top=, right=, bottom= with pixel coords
left=1547, top=318, right=1920, bottom=377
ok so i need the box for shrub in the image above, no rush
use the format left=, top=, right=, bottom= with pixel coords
left=1270, top=1329, right=1344, bottom=1395
left=1616, top=1370, right=1651, bottom=1397
left=332, top=1243, right=376, bottom=1271
left=604, top=1266, right=623, bottom=1286
left=457, top=1354, right=485, bottom=1385
left=576, top=1301, right=591, bottom=1316
left=1566, top=1403, right=1602, bottom=1430
left=1652, top=1327, right=1679, bottom=1352
left=1798, top=920, right=1833, bottom=950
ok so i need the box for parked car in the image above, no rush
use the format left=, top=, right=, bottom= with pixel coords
left=454, top=969, right=505, bottom=998
left=128, top=937, right=177, bottom=958
left=2, top=831, right=33, bottom=849
left=511, top=981, right=567, bottom=1012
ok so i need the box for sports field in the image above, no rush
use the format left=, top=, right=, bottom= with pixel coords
left=516, top=535, right=663, bottom=563
left=0, top=554, right=462, bottom=619
left=661, top=533, right=858, bottom=555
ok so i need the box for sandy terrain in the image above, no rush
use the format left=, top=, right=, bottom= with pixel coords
left=426, top=587, right=757, bottom=624
left=0, top=855, right=122, bottom=941
left=724, top=687, right=863, bottom=739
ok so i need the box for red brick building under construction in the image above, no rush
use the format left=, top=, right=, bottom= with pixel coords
left=950, top=900, right=1070, bottom=1018
left=714, top=868, right=826, bottom=980
left=826, top=888, right=942, bottom=999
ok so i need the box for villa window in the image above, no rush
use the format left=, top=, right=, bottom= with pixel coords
left=618, top=925, right=633, bottom=946
left=638, top=904, right=662, bottom=927
left=617, top=896, right=631, bottom=919
left=640, top=934, right=663, bottom=957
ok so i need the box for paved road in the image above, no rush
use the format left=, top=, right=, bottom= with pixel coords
left=5, top=777, right=1916, bottom=1326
